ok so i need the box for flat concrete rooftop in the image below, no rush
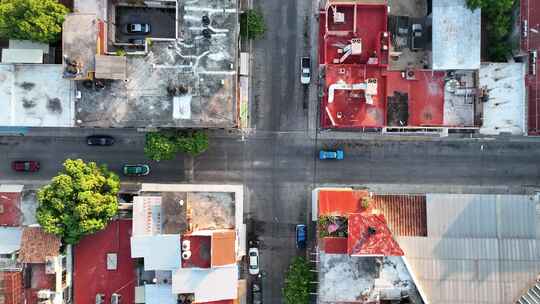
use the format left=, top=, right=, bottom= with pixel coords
left=76, top=0, right=238, bottom=128
left=0, top=64, right=74, bottom=127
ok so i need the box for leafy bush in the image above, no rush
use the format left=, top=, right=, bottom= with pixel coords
left=465, top=0, right=517, bottom=62
left=36, top=159, right=120, bottom=244
left=318, top=215, right=348, bottom=238
left=283, top=257, right=315, bottom=304
left=240, top=9, right=266, bottom=39
left=0, top=0, right=69, bottom=43
left=144, top=130, right=209, bottom=161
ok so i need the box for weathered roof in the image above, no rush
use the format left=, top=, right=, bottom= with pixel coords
left=348, top=213, right=404, bottom=256
left=322, top=237, right=348, bottom=254
left=398, top=237, right=540, bottom=304
left=0, top=227, right=22, bottom=254
left=18, top=227, right=60, bottom=263
left=132, top=196, right=162, bottom=236
left=62, top=13, right=98, bottom=79
left=372, top=194, right=427, bottom=236
left=318, top=189, right=369, bottom=216
left=95, top=55, right=127, bottom=80
left=211, top=230, right=236, bottom=267
left=432, top=0, right=480, bottom=70
left=479, top=63, right=526, bottom=135
left=0, top=191, right=22, bottom=226
left=426, top=193, right=538, bottom=238
left=1, top=49, right=43, bottom=64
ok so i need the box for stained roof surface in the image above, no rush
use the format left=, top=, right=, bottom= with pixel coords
left=348, top=213, right=404, bottom=256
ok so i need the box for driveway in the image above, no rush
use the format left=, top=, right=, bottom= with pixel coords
left=115, top=6, right=175, bottom=43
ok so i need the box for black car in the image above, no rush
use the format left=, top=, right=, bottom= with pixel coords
left=87, top=135, right=115, bottom=146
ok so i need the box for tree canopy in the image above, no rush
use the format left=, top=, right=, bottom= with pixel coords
left=283, top=256, right=315, bottom=304
left=465, top=0, right=517, bottom=62
left=0, top=0, right=69, bottom=43
left=144, top=130, right=209, bottom=161
left=240, top=9, right=266, bottom=39
left=36, top=159, right=120, bottom=244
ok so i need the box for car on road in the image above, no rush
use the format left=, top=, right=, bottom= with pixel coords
left=252, top=281, right=263, bottom=304
left=296, top=224, right=307, bottom=249
left=122, top=164, right=150, bottom=176
left=128, top=38, right=145, bottom=45
left=248, top=247, right=259, bottom=275
left=125, top=23, right=151, bottom=34
left=11, top=160, right=40, bottom=172
left=86, top=135, right=115, bottom=146
left=319, top=149, right=344, bottom=160
left=300, top=57, right=311, bottom=85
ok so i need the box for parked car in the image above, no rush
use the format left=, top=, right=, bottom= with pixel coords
left=300, top=57, right=311, bottom=85
left=122, top=164, right=150, bottom=176
left=125, top=23, right=151, bottom=34
left=248, top=247, right=260, bottom=275
left=87, top=135, right=115, bottom=146
left=319, top=149, right=344, bottom=160
left=128, top=38, right=145, bottom=45
left=296, top=224, right=307, bottom=249
left=252, top=281, right=263, bottom=304
left=11, top=160, right=40, bottom=172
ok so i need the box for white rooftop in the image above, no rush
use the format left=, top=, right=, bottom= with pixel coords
left=132, top=196, right=162, bottom=236
left=144, top=284, right=177, bottom=304
left=131, top=235, right=180, bottom=271
left=479, top=63, right=526, bottom=135
left=0, top=227, right=22, bottom=254
left=172, top=266, right=238, bottom=302
left=1, top=49, right=43, bottom=64
left=432, top=0, right=481, bottom=70
left=0, top=64, right=74, bottom=127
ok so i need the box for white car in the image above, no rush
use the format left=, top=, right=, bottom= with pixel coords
left=300, top=57, right=311, bottom=85
left=248, top=247, right=259, bottom=275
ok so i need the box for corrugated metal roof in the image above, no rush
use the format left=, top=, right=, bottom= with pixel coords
left=398, top=237, right=540, bottom=304
left=426, top=194, right=538, bottom=238
left=372, top=194, right=427, bottom=236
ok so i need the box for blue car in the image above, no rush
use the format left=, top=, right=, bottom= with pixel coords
left=296, top=224, right=307, bottom=249
left=319, top=149, right=344, bottom=160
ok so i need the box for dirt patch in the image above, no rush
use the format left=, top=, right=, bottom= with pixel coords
left=22, top=98, right=37, bottom=109
left=47, top=98, right=63, bottom=113
left=19, top=82, right=36, bottom=91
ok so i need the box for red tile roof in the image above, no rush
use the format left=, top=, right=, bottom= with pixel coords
left=347, top=213, right=404, bottom=256
left=0, top=192, right=22, bottom=227
left=74, top=220, right=135, bottom=304
left=323, top=237, right=348, bottom=254
left=18, top=227, right=60, bottom=264
left=372, top=194, right=427, bottom=236
left=318, top=189, right=369, bottom=216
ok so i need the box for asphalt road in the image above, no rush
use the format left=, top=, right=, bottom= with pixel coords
left=2, top=131, right=540, bottom=303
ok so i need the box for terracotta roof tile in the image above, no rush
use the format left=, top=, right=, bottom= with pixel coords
left=347, top=213, right=404, bottom=256
left=372, top=194, right=427, bottom=236
left=18, top=227, right=60, bottom=264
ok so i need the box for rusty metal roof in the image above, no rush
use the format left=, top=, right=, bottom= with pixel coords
left=372, top=194, right=427, bottom=236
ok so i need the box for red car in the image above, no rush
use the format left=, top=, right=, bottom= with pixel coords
left=11, top=160, right=40, bottom=172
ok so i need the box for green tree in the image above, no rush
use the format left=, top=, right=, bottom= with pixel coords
left=240, top=9, right=266, bottom=39
left=36, top=159, right=120, bottom=244
left=0, top=0, right=69, bottom=43
left=176, top=130, right=209, bottom=156
left=144, top=132, right=178, bottom=161
left=465, top=0, right=517, bottom=62
left=144, top=130, right=209, bottom=161
left=283, top=256, right=315, bottom=304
